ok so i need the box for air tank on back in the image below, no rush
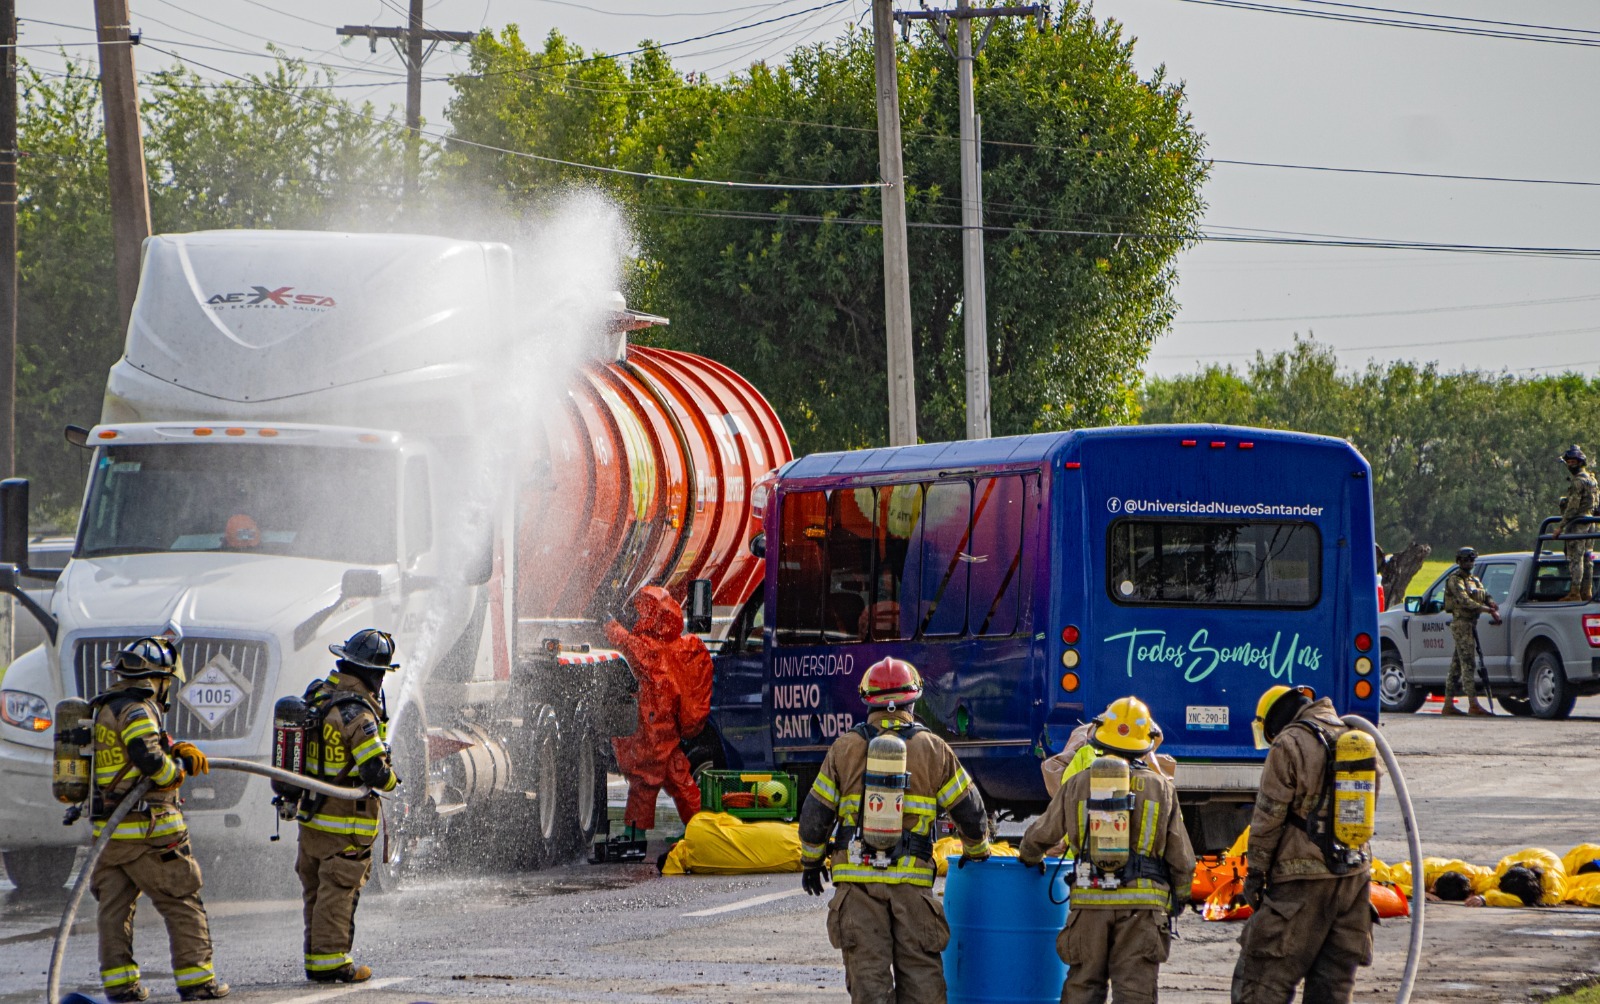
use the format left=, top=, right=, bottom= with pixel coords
left=514, top=332, right=791, bottom=626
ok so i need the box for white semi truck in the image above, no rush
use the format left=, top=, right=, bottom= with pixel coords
left=0, top=231, right=789, bottom=891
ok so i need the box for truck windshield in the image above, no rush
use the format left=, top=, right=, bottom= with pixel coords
left=78, top=443, right=397, bottom=564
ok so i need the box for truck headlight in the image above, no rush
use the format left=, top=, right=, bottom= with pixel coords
left=0, top=690, right=51, bottom=731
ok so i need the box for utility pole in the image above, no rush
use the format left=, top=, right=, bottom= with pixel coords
left=0, top=0, right=14, bottom=481
left=872, top=0, right=918, bottom=446
left=338, top=4, right=473, bottom=201
left=896, top=3, right=1044, bottom=440
left=94, top=0, right=152, bottom=330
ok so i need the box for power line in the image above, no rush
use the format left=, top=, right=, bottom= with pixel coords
left=1270, top=0, right=1600, bottom=37
left=1179, top=293, right=1600, bottom=325
left=518, top=0, right=803, bottom=17
left=1173, top=0, right=1600, bottom=48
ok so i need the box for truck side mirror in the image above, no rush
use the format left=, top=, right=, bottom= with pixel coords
left=341, top=569, right=384, bottom=598
left=686, top=578, right=713, bottom=635
left=1404, top=596, right=1420, bottom=613
left=64, top=426, right=90, bottom=448
left=0, top=478, right=29, bottom=568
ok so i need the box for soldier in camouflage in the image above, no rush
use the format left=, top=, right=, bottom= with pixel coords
left=1442, top=547, right=1498, bottom=717
left=1554, top=445, right=1599, bottom=602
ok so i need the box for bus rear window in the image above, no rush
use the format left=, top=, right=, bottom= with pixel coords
left=1107, top=520, right=1320, bottom=608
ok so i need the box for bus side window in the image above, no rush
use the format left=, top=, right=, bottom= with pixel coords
left=826, top=490, right=875, bottom=642
left=870, top=484, right=925, bottom=641
left=970, top=475, right=1028, bottom=636
left=775, top=490, right=827, bottom=644
left=918, top=481, right=973, bottom=636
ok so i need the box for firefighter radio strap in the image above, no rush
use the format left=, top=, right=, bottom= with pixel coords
left=1286, top=721, right=1377, bottom=875
left=839, top=719, right=934, bottom=868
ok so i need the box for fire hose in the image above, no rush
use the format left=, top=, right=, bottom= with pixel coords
left=44, top=759, right=372, bottom=1004
left=1343, top=716, right=1423, bottom=1004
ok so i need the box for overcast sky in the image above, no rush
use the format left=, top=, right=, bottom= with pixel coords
left=22, top=1, right=1600, bottom=380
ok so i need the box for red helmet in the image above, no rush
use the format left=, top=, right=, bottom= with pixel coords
left=859, top=657, right=923, bottom=708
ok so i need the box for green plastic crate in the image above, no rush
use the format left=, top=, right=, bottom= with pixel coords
left=698, top=770, right=799, bottom=821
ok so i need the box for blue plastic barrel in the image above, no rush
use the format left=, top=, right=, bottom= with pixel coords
left=943, top=856, right=1071, bottom=1004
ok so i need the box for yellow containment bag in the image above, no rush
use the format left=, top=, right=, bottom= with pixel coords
left=932, top=836, right=1019, bottom=876
left=659, top=812, right=803, bottom=876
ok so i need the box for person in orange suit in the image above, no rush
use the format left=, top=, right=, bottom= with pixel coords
left=606, top=586, right=712, bottom=840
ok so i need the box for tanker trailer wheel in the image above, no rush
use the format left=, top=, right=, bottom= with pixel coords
left=372, top=704, right=428, bottom=893
left=532, top=704, right=567, bottom=866
left=559, top=700, right=605, bottom=858
left=2, top=846, right=76, bottom=897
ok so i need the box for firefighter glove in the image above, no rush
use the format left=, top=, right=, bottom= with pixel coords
left=957, top=842, right=993, bottom=869
left=1242, top=871, right=1266, bottom=911
left=801, top=862, right=829, bottom=896
left=171, top=741, right=209, bottom=776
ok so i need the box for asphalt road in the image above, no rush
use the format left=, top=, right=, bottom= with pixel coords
left=3, top=698, right=1598, bottom=1004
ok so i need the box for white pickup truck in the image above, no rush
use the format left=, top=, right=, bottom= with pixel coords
left=1378, top=548, right=1600, bottom=719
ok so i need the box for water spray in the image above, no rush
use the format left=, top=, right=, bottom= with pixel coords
left=43, top=761, right=372, bottom=1004
left=1342, top=716, right=1423, bottom=1004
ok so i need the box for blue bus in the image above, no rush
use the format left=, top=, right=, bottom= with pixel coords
left=704, top=424, right=1380, bottom=850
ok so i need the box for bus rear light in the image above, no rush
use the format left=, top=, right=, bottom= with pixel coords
left=1584, top=614, right=1600, bottom=648
left=1238, top=442, right=1254, bottom=449
left=1180, top=439, right=1197, bottom=447
left=1354, top=657, right=1372, bottom=676
left=1061, top=625, right=1080, bottom=644
left=1354, top=679, right=1373, bottom=700
left=1354, top=632, right=1372, bottom=652
left=1065, top=461, right=1081, bottom=469
left=1060, top=672, right=1080, bottom=693
left=1210, top=441, right=1225, bottom=449
left=1060, top=649, right=1080, bottom=669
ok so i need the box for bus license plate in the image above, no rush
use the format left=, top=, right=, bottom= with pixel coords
left=1186, top=706, right=1229, bottom=730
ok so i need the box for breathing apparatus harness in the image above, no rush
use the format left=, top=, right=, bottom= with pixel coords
left=1284, top=719, right=1377, bottom=876
left=833, top=719, right=935, bottom=869
left=269, top=674, right=388, bottom=839
left=1066, top=754, right=1173, bottom=891
left=53, top=687, right=174, bottom=828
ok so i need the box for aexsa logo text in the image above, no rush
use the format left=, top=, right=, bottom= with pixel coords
left=205, top=286, right=336, bottom=308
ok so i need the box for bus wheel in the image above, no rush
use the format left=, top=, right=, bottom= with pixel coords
left=1379, top=648, right=1426, bottom=714
left=1527, top=649, right=1576, bottom=720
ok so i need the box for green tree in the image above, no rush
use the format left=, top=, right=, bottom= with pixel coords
left=444, top=4, right=1209, bottom=453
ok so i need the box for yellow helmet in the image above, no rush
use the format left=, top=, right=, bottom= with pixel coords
left=1253, top=685, right=1316, bottom=749
left=1090, top=696, right=1157, bottom=755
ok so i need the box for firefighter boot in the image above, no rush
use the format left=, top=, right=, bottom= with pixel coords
left=178, top=981, right=231, bottom=1001
left=309, top=964, right=371, bottom=984
left=108, top=986, right=150, bottom=1003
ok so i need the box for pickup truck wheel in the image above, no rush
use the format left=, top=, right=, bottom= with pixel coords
left=1379, top=649, right=1426, bottom=714
left=1498, top=693, right=1534, bottom=717
left=2, top=847, right=75, bottom=896
left=1527, top=650, right=1577, bottom=720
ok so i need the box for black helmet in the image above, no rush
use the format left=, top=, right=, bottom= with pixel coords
left=107, top=637, right=185, bottom=683
left=1562, top=445, right=1587, bottom=465
left=329, top=628, right=400, bottom=671
left=1456, top=546, right=1477, bottom=563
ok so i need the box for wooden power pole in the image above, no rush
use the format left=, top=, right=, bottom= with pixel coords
left=872, top=0, right=918, bottom=447
left=0, top=0, right=16, bottom=480
left=93, top=0, right=152, bottom=329
left=895, top=3, right=1045, bottom=440
left=338, top=1, right=472, bottom=201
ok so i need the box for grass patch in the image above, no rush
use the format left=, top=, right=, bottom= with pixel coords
left=1542, top=981, right=1600, bottom=1004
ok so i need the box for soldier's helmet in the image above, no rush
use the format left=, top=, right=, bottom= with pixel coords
left=1456, top=546, right=1477, bottom=564
left=1562, top=445, right=1588, bottom=465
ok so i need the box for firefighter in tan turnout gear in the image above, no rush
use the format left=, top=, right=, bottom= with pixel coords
left=798, top=657, right=991, bottom=1004
left=296, top=629, right=401, bottom=983
left=1232, top=685, right=1378, bottom=1004
left=89, top=637, right=229, bottom=1002
left=1020, top=697, right=1195, bottom=1004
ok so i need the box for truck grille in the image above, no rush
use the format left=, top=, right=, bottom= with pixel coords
left=74, top=636, right=272, bottom=740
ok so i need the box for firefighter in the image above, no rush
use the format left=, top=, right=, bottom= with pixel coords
left=296, top=629, right=401, bottom=983
left=604, top=586, right=712, bottom=841
left=1232, top=686, right=1375, bottom=1004
left=1019, top=696, right=1195, bottom=1004
left=797, top=657, right=990, bottom=1004
left=89, top=637, right=228, bottom=1002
